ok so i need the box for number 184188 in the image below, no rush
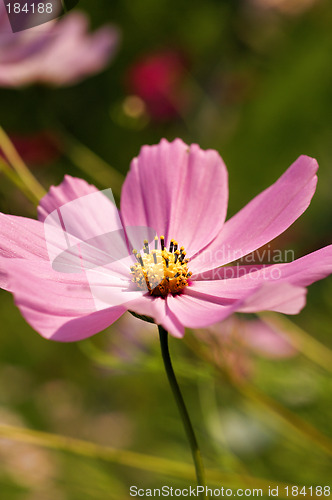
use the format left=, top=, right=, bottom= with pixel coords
left=6, top=3, right=53, bottom=14
left=284, top=486, right=330, bottom=496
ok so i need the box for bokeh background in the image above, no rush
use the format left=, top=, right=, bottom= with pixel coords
left=0, top=0, right=332, bottom=498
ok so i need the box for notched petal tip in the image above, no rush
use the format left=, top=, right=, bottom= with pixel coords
left=296, top=154, right=319, bottom=172
left=38, top=175, right=99, bottom=222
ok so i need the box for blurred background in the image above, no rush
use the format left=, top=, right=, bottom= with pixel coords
left=0, top=0, right=332, bottom=498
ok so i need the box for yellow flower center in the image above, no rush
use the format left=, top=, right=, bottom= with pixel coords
left=130, top=236, right=192, bottom=297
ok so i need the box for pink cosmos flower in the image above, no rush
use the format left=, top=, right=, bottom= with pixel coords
left=0, top=3, right=119, bottom=87
left=0, top=139, right=331, bottom=341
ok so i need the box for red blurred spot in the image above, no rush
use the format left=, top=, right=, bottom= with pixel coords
left=1, top=131, right=61, bottom=167
left=126, top=49, right=189, bottom=121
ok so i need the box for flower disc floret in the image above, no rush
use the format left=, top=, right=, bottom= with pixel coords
left=130, top=236, right=191, bottom=296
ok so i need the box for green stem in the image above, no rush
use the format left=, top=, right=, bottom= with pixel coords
left=0, top=157, right=37, bottom=204
left=0, top=126, right=46, bottom=202
left=158, top=325, right=207, bottom=499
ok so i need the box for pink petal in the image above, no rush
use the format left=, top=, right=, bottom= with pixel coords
left=121, top=139, right=228, bottom=256
left=0, top=214, right=47, bottom=290
left=38, top=176, right=130, bottom=275
left=122, top=295, right=165, bottom=325
left=166, top=290, right=246, bottom=330
left=185, top=277, right=261, bottom=300
left=126, top=294, right=185, bottom=338
left=38, top=175, right=98, bottom=222
left=190, top=155, right=318, bottom=274
left=186, top=279, right=307, bottom=315
left=84, top=259, right=151, bottom=309
left=237, top=282, right=307, bottom=314
left=6, top=259, right=130, bottom=341
left=162, top=305, right=185, bottom=338
left=190, top=245, right=332, bottom=314
left=228, top=245, right=332, bottom=289
left=192, top=265, right=265, bottom=281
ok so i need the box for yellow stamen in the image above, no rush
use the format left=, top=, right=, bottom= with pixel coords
left=130, top=236, right=191, bottom=297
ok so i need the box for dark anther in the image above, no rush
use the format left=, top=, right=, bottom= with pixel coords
left=137, top=253, right=144, bottom=266
left=179, top=251, right=186, bottom=263
left=144, top=240, right=150, bottom=254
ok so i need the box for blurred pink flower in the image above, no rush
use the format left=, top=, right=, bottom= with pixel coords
left=126, top=49, right=189, bottom=121
left=195, top=315, right=297, bottom=380
left=201, top=316, right=296, bottom=358
left=0, top=4, right=119, bottom=87
left=249, top=0, right=320, bottom=15
left=0, top=138, right=331, bottom=341
left=242, top=318, right=297, bottom=358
